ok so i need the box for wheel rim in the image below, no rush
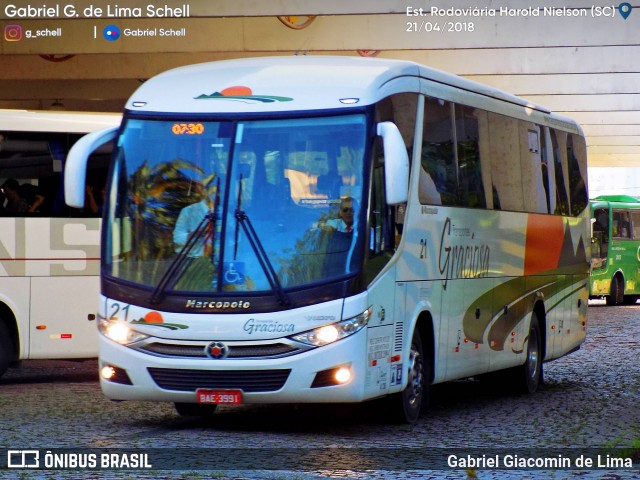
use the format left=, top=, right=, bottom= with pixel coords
left=526, top=328, right=540, bottom=380
left=406, top=343, right=424, bottom=407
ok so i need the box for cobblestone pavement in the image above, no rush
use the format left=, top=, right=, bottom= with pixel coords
left=1, top=300, right=639, bottom=479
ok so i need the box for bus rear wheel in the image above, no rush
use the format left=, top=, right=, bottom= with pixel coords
left=175, top=402, right=218, bottom=417
left=606, top=275, right=624, bottom=306
left=0, top=320, right=14, bottom=379
left=517, top=313, right=543, bottom=394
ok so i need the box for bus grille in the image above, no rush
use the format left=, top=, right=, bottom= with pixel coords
left=147, top=367, right=291, bottom=392
left=137, top=342, right=304, bottom=359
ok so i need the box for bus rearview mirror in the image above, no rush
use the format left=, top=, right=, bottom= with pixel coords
left=376, top=121, right=409, bottom=205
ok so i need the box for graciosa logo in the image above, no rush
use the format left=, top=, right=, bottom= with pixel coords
left=243, top=318, right=295, bottom=335
left=195, top=86, right=293, bottom=103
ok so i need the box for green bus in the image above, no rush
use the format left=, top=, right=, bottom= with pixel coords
left=590, top=195, right=640, bottom=305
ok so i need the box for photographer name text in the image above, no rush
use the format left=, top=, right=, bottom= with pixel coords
left=4, top=3, right=190, bottom=19
left=448, top=454, right=634, bottom=469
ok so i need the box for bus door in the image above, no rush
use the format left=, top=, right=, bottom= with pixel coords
left=628, top=210, right=640, bottom=295
left=611, top=209, right=636, bottom=292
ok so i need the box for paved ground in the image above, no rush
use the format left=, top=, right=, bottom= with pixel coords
left=0, top=300, right=639, bottom=479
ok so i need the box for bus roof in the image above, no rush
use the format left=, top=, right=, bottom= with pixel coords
left=125, top=56, right=556, bottom=117
left=592, top=195, right=640, bottom=206
left=0, top=109, right=121, bottom=133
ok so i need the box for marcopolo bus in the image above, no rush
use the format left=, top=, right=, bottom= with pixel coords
left=590, top=195, right=640, bottom=305
left=65, top=57, right=589, bottom=422
left=0, top=110, right=121, bottom=378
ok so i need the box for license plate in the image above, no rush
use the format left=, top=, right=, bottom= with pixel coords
left=196, top=389, right=243, bottom=405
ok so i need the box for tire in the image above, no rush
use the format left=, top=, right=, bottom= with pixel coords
left=517, top=312, right=543, bottom=394
left=388, top=329, right=430, bottom=424
left=0, top=321, right=14, bottom=379
left=174, top=402, right=218, bottom=417
left=606, top=275, right=624, bottom=306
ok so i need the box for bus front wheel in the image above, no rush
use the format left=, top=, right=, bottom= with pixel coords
left=606, top=275, right=624, bottom=306
left=388, top=329, right=430, bottom=424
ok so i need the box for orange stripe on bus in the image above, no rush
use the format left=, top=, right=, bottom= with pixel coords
left=524, top=214, right=564, bottom=275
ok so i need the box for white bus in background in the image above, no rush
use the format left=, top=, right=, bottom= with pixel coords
left=0, top=110, right=121, bottom=378
left=65, top=56, right=589, bottom=423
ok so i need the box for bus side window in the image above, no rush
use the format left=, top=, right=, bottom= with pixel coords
left=420, top=97, right=456, bottom=206
left=612, top=210, right=630, bottom=239
left=592, top=208, right=609, bottom=262
left=487, top=111, right=522, bottom=211
left=363, top=139, right=395, bottom=285
left=566, top=134, right=588, bottom=216
left=455, top=105, right=486, bottom=209
left=376, top=93, right=417, bottom=244
left=632, top=211, right=640, bottom=240
left=550, top=129, right=570, bottom=216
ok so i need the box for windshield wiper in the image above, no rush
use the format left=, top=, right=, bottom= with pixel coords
left=150, top=179, right=220, bottom=304
left=234, top=174, right=290, bottom=307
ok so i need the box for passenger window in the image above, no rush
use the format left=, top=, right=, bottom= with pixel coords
left=612, top=210, right=631, bottom=239
left=550, top=129, right=570, bottom=216
left=363, top=139, right=395, bottom=285
left=0, top=131, right=110, bottom=217
left=376, top=93, right=418, bottom=241
left=487, top=112, right=522, bottom=211
left=540, top=128, right=552, bottom=213
left=420, top=97, right=456, bottom=206
left=455, top=105, right=485, bottom=208
left=632, top=211, right=640, bottom=240
left=567, top=134, right=588, bottom=216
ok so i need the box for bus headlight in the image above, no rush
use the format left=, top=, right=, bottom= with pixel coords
left=290, top=307, right=372, bottom=347
left=98, top=318, right=148, bottom=345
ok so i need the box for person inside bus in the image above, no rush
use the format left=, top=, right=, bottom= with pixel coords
left=19, top=183, right=46, bottom=214
left=322, top=196, right=357, bottom=233
left=173, top=178, right=219, bottom=256
left=1, top=178, right=30, bottom=213
left=85, top=184, right=105, bottom=216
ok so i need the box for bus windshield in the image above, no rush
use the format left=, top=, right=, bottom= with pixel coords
left=104, top=114, right=367, bottom=296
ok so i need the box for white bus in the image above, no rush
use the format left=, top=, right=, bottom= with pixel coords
left=65, top=57, right=589, bottom=423
left=0, top=110, right=121, bottom=378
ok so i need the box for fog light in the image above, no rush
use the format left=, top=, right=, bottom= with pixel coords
left=101, top=366, right=116, bottom=380
left=311, top=365, right=352, bottom=388
left=335, top=367, right=351, bottom=384
left=99, top=364, right=133, bottom=385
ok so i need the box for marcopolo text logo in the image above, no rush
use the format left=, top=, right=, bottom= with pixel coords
left=103, top=25, right=120, bottom=41
left=8, top=450, right=40, bottom=468
left=4, top=24, right=23, bottom=42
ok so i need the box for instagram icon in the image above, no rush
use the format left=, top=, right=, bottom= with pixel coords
left=4, top=24, right=23, bottom=41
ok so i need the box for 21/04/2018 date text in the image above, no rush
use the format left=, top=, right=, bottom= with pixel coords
left=406, top=21, right=475, bottom=33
